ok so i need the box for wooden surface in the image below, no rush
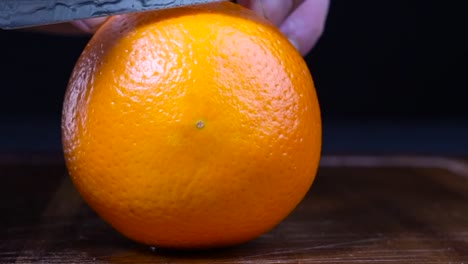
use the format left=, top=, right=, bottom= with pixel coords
left=1, top=154, right=468, bottom=263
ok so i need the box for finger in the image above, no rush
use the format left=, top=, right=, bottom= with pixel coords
left=70, top=17, right=108, bottom=33
left=237, top=0, right=298, bottom=26
left=280, top=0, right=330, bottom=55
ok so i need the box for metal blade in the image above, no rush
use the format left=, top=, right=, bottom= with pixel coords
left=0, top=0, right=224, bottom=29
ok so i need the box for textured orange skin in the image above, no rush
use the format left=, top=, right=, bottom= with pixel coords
left=62, top=2, right=322, bottom=249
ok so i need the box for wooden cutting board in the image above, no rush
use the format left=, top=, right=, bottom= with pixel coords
left=1, top=154, right=467, bottom=263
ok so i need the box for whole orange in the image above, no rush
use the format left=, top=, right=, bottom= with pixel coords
left=62, top=2, right=321, bottom=249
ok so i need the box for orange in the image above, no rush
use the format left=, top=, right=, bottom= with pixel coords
left=62, top=2, right=321, bottom=249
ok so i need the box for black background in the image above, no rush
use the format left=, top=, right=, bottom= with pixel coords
left=1, top=0, right=467, bottom=155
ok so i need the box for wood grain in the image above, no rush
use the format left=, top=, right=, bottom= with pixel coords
left=1, top=154, right=467, bottom=263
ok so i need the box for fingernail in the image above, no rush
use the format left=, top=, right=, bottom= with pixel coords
left=243, top=0, right=267, bottom=19
left=71, top=20, right=91, bottom=32
left=281, top=21, right=301, bottom=53
left=71, top=17, right=107, bottom=33
left=259, top=0, right=267, bottom=19
left=288, top=37, right=300, bottom=52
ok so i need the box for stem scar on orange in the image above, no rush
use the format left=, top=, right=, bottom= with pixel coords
left=62, top=2, right=322, bottom=249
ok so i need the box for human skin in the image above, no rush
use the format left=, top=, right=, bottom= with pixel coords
left=28, top=0, right=329, bottom=56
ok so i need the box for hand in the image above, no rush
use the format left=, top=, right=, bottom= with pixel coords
left=237, top=0, right=330, bottom=55
left=70, top=0, right=330, bottom=56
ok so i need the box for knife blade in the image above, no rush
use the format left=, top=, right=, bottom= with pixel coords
left=0, top=0, right=225, bottom=30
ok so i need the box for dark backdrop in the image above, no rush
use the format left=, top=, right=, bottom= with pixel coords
left=1, top=0, right=467, bottom=155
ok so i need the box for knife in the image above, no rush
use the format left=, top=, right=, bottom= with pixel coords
left=0, top=0, right=225, bottom=30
